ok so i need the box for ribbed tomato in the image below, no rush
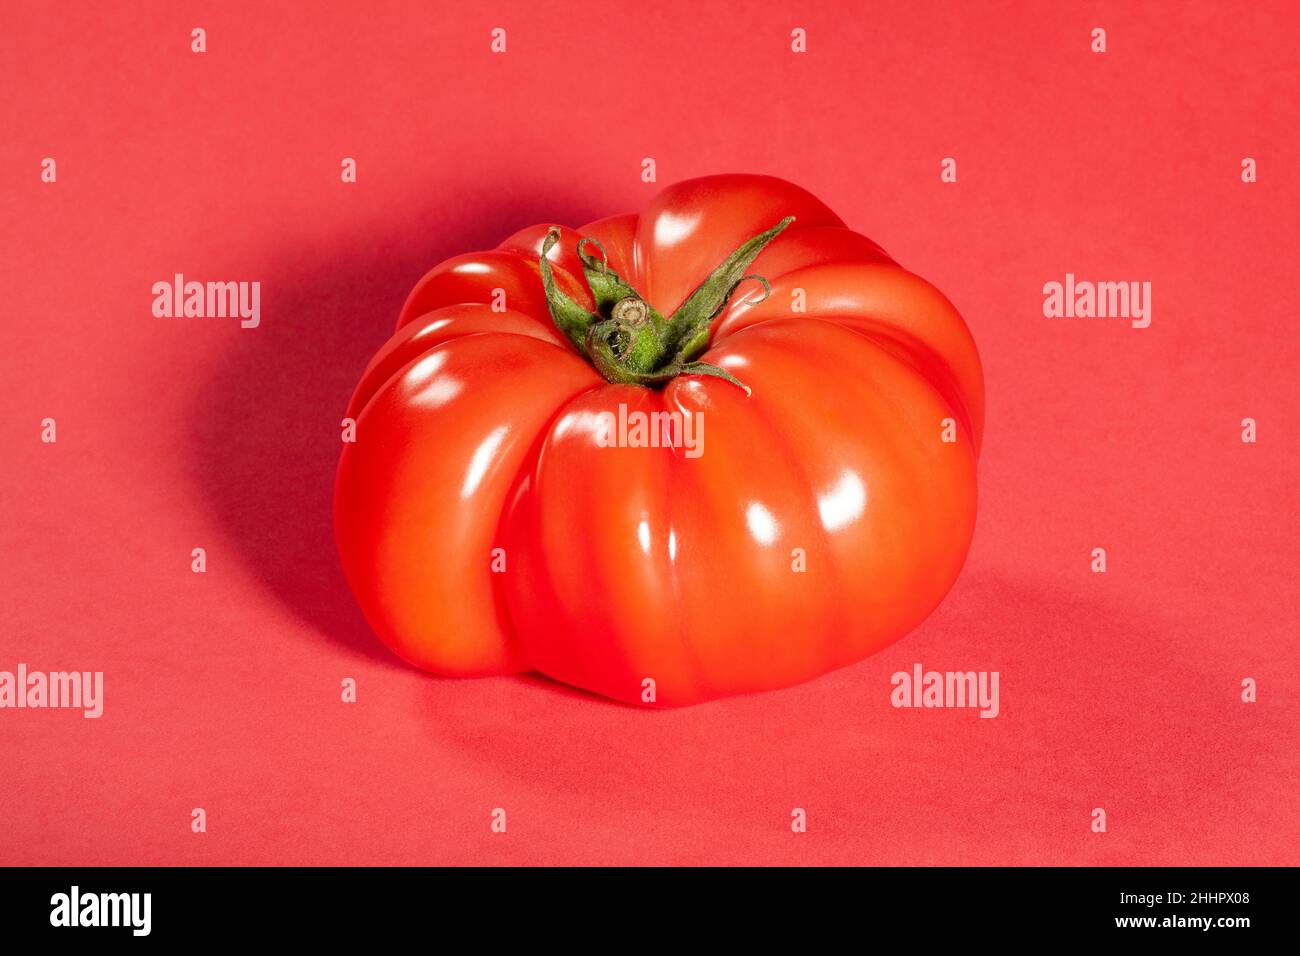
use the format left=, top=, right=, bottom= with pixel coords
left=335, top=174, right=983, bottom=706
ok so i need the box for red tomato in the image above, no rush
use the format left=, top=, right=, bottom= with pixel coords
left=335, top=174, right=983, bottom=706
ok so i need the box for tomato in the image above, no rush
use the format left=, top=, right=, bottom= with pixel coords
left=334, top=174, right=983, bottom=706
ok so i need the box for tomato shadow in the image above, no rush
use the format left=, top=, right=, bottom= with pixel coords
left=184, top=185, right=608, bottom=667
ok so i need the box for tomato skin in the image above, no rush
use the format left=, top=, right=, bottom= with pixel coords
left=335, top=332, right=600, bottom=676
left=335, top=174, right=983, bottom=705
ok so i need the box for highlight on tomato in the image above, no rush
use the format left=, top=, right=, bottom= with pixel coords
left=334, top=174, right=984, bottom=706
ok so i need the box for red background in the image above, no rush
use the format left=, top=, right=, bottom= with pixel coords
left=2, top=1, right=1297, bottom=865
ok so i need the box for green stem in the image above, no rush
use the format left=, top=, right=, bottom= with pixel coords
left=661, top=217, right=792, bottom=358
left=538, top=217, right=794, bottom=394
left=539, top=228, right=599, bottom=353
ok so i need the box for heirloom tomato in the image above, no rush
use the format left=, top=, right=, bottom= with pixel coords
left=335, top=174, right=983, bottom=706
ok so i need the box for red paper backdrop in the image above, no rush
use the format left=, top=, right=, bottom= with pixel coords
left=2, top=0, right=1297, bottom=865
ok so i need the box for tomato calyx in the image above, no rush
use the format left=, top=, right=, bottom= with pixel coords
left=538, top=216, right=795, bottom=395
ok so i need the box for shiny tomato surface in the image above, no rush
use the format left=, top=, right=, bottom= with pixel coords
left=335, top=174, right=983, bottom=706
